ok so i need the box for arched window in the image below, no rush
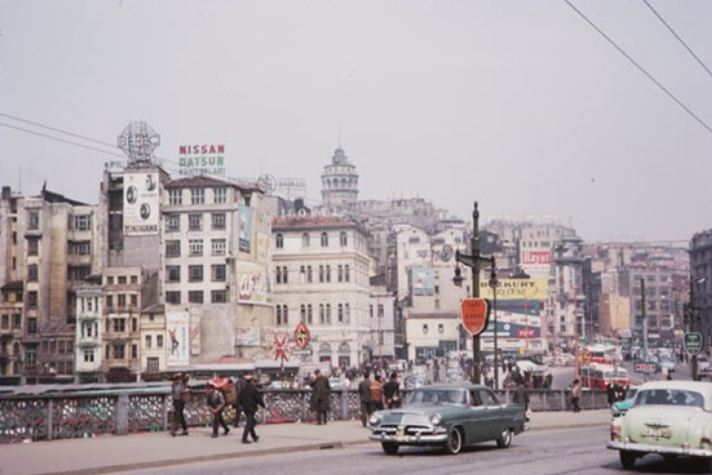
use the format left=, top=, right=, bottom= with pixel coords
left=321, top=232, right=329, bottom=247
left=337, top=303, right=343, bottom=323
left=276, top=305, right=282, bottom=325
left=325, top=265, right=331, bottom=282
left=319, top=304, right=325, bottom=324
left=344, top=264, right=350, bottom=282
left=282, top=305, right=289, bottom=325
left=307, top=265, right=313, bottom=283
left=302, top=233, right=310, bottom=248
left=307, top=304, right=313, bottom=324
left=276, top=233, right=283, bottom=248
left=300, top=304, right=306, bottom=323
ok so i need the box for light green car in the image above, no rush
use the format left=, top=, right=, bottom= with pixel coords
left=608, top=381, right=712, bottom=470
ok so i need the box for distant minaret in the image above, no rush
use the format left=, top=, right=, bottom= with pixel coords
left=321, top=146, right=359, bottom=210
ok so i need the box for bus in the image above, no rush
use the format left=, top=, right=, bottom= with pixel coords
left=580, top=363, right=629, bottom=390
left=584, top=344, right=618, bottom=365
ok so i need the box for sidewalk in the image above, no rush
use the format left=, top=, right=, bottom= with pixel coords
left=0, top=410, right=611, bottom=475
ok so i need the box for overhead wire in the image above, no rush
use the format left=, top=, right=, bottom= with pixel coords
left=563, top=0, right=712, bottom=137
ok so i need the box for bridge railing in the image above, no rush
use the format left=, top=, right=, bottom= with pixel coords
left=0, top=388, right=609, bottom=442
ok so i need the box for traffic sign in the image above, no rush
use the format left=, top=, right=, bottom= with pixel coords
left=274, top=334, right=289, bottom=364
left=684, top=332, right=705, bottom=357
left=461, top=298, right=490, bottom=336
left=291, top=348, right=313, bottom=356
left=294, top=322, right=310, bottom=350
left=634, top=362, right=658, bottom=374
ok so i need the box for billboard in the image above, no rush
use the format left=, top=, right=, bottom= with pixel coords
left=123, top=172, right=159, bottom=235
left=479, top=278, right=548, bottom=300
left=237, top=263, right=271, bottom=305
left=412, top=267, right=434, bottom=296
left=236, top=327, right=261, bottom=347
left=520, top=249, right=551, bottom=277
left=189, top=313, right=201, bottom=356
left=239, top=206, right=252, bottom=252
left=178, top=144, right=226, bottom=176
left=167, top=312, right=190, bottom=366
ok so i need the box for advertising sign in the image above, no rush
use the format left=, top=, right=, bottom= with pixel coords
left=634, top=362, right=658, bottom=374
left=178, top=144, right=226, bottom=176
left=684, top=332, right=704, bottom=356
left=412, top=267, right=434, bottom=296
left=189, top=313, right=201, bottom=356
left=237, top=263, right=271, bottom=305
left=239, top=206, right=252, bottom=252
left=461, top=298, right=490, bottom=336
left=236, top=327, right=261, bottom=347
left=479, top=278, right=548, bottom=300
left=123, top=172, right=159, bottom=235
left=521, top=251, right=551, bottom=266
left=167, top=312, right=190, bottom=367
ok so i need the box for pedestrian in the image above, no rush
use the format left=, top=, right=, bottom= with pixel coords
left=570, top=379, right=582, bottom=413
left=370, top=374, right=385, bottom=412
left=311, top=369, right=331, bottom=425
left=358, top=371, right=372, bottom=427
left=512, top=382, right=530, bottom=411
left=170, top=373, right=189, bottom=436
left=238, top=373, right=265, bottom=444
left=606, top=382, right=616, bottom=407
left=383, top=372, right=401, bottom=409
left=224, top=377, right=240, bottom=428
left=206, top=382, right=230, bottom=438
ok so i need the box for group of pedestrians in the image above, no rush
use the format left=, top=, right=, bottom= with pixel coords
left=357, top=371, right=401, bottom=427
left=170, top=372, right=265, bottom=444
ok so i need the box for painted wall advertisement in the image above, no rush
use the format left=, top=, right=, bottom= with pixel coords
left=178, top=144, right=226, bottom=176
left=167, top=312, right=190, bottom=366
left=236, top=327, right=260, bottom=347
left=239, top=205, right=252, bottom=252
left=189, top=313, right=201, bottom=356
left=123, top=172, right=159, bottom=235
left=412, top=266, right=434, bottom=296
left=237, top=263, right=271, bottom=305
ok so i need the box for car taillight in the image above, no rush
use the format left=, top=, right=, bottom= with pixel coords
left=611, top=425, right=622, bottom=442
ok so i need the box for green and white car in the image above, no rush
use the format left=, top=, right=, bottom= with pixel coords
left=608, top=381, right=712, bottom=470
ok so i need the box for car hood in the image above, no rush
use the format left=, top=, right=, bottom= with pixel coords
left=625, top=405, right=703, bottom=447
left=378, top=404, right=465, bottom=425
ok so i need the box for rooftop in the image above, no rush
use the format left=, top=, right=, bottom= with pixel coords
left=407, top=311, right=458, bottom=320
left=165, top=175, right=261, bottom=193
left=272, top=215, right=362, bottom=231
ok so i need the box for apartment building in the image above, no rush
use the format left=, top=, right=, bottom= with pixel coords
left=75, top=275, right=102, bottom=383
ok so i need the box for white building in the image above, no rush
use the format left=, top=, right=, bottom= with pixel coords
left=405, top=311, right=463, bottom=360
left=321, top=147, right=359, bottom=210
left=369, top=276, right=396, bottom=360
left=395, top=225, right=432, bottom=300
left=271, top=214, right=371, bottom=368
left=74, top=276, right=102, bottom=383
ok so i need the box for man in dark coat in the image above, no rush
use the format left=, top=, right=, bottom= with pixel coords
left=383, top=372, right=401, bottom=409
left=512, top=382, right=530, bottom=411
left=206, top=383, right=229, bottom=438
left=358, top=371, right=372, bottom=427
left=170, top=373, right=189, bottom=436
left=239, top=373, right=265, bottom=444
left=311, top=369, right=331, bottom=425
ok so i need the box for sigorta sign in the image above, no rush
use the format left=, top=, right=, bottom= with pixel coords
left=461, top=298, right=491, bottom=336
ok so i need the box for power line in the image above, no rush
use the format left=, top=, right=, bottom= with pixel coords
left=563, top=0, right=712, bottom=137
left=0, top=112, right=118, bottom=149
left=642, top=0, right=712, bottom=81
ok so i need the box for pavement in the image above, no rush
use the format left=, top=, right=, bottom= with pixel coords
left=0, top=410, right=611, bottom=475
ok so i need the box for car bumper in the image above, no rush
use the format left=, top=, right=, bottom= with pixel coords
left=607, top=441, right=712, bottom=458
left=369, top=432, right=448, bottom=444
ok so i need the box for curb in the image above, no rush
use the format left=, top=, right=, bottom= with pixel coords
left=528, top=422, right=609, bottom=432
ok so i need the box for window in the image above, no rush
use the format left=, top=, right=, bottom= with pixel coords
left=69, top=241, right=91, bottom=255
left=319, top=304, right=325, bottom=324
left=300, top=266, right=306, bottom=283
left=188, top=291, right=204, bottom=303
left=131, top=344, right=137, bottom=359
left=307, top=304, right=313, bottom=324
left=326, top=265, right=331, bottom=282
left=73, top=215, right=91, bottom=231
left=189, top=239, right=203, bottom=256
left=338, top=265, right=343, bottom=282
left=1, top=314, right=8, bottom=330
left=321, top=232, right=329, bottom=247
left=188, top=214, right=202, bottom=231
left=113, top=318, right=126, bottom=332
left=344, top=265, right=350, bottom=282
left=13, top=314, right=21, bottom=329
left=118, top=294, right=126, bottom=308
left=423, top=324, right=428, bottom=334
left=434, top=285, right=440, bottom=295
left=438, top=323, right=444, bottom=333
left=27, top=291, right=38, bottom=308
left=340, top=231, right=347, bottom=246
left=191, top=188, right=205, bottom=204
left=27, top=264, right=38, bottom=282
left=105, top=345, right=110, bottom=360
left=276, top=233, right=284, bottom=249
left=157, top=334, right=164, bottom=348
left=211, top=239, right=226, bottom=256
left=145, top=335, right=152, bottom=348
left=166, top=291, right=181, bottom=304
left=147, top=357, right=160, bottom=372
left=276, top=305, right=288, bottom=326
left=169, top=189, right=182, bottom=205
left=214, top=187, right=226, bottom=204
left=106, top=295, right=114, bottom=308
left=165, top=240, right=181, bottom=257
left=300, top=304, right=306, bottom=323
left=27, top=237, right=39, bottom=256
left=319, top=265, right=324, bottom=283
left=338, top=303, right=344, bottom=323
left=307, top=265, right=313, bottom=283
left=211, top=290, right=227, bottom=303
left=370, top=304, right=374, bottom=319
left=345, top=303, right=350, bottom=323
left=69, top=266, right=91, bottom=281
left=130, top=294, right=138, bottom=308
left=166, top=214, right=180, bottom=232
left=211, top=264, right=226, bottom=282
left=107, top=276, right=114, bottom=285
left=28, top=210, right=40, bottom=230
left=326, top=304, right=331, bottom=324
left=275, top=266, right=282, bottom=284
left=378, top=304, right=384, bottom=318
left=211, top=213, right=226, bottom=230
left=282, top=266, right=288, bottom=284
left=83, top=349, right=94, bottom=363
left=166, top=266, right=181, bottom=283
left=188, top=265, right=204, bottom=282
left=301, top=232, right=310, bottom=248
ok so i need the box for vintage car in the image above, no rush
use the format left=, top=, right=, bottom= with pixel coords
left=608, top=381, right=712, bottom=470
left=611, top=387, right=639, bottom=418
left=368, top=384, right=526, bottom=455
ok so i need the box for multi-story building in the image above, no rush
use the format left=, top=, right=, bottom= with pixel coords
left=550, top=237, right=585, bottom=351
left=369, top=275, right=396, bottom=361
left=0, top=281, right=23, bottom=384
left=139, top=303, right=167, bottom=377
left=271, top=214, right=371, bottom=367
left=691, top=231, right=712, bottom=348
left=405, top=311, right=462, bottom=360
left=75, top=275, right=102, bottom=383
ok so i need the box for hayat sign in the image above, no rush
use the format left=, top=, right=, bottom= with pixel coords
left=521, top=251, right=551, bottom=265
left=178, top=144, right=226, bottom=176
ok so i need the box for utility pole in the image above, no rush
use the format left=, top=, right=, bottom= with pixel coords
left=489, top=268, right=499, bottom=389
left=641, top=278, right=648, bottom=362
left=454, top=202, right=495, bottom=385
left=689, top=279, right=698, bottom=381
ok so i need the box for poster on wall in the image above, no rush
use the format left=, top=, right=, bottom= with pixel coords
left=237, top=263, right=271, bottom=305
left=167, top=312, right=190, bottom=366
left=236, top=327, right=260, bottom=346
left=239, top=206, right=252, bottom=252
left=123, top=172, right=159, bottom=235
left=412, top=267, right=434, bottom=296
left=189, top=313, right=201, bottom=356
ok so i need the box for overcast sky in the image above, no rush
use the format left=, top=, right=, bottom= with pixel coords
left=1, top=0, right=711, bottom=242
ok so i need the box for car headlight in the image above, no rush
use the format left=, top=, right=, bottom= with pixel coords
left=369, top=413, right=382, bottom=426
left=430, top=413, right=442, bottom=426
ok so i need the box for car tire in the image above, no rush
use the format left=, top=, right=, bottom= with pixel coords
left=443, top=427, right=463, bottom=455
left=496, top=428, right=513, bottom=448
left=619, top=450, right=636, bottom=470
left=381, top=442, right=399, bottom=455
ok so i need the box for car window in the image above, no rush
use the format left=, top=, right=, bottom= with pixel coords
left=479, top=390, right=498, bottom=406
left=635, top=389, right=705, bottom=409
left=470, top=390, right=482, bottom=407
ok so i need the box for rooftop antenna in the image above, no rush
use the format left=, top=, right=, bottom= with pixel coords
left=337, top=123, right=342, bottom=148
left=18, top=164, right=22, bottom=194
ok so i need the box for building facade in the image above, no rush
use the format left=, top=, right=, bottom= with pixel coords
left=320, top=147, right=359, bottom=211
left=75, top=276, right=102, bottom=382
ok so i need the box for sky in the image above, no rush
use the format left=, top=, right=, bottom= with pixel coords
left=1, top=0, right=711, bottom=243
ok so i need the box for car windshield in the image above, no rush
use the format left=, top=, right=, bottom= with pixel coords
left=408, top=388, right=467, bottom=406
left=604, top=369, right=627, bottom=378
left=634, top=389, right=705, bottom=409
left=626, top=388, right=638, bottom=399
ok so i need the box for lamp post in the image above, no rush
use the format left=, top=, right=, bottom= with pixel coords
left=489, top=266, right=499, bottom=389
left=453, top=202, right=495, bottom=385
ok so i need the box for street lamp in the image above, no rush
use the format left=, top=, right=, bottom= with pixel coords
left=489, top=265, right=499, bottom=389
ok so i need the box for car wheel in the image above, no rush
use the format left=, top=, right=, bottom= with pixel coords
left=443, top=427, right=463, bottom=455
left=496, top=428, right=513, bottom=448
left=619, top=450, right=636, bottom=470
left=381, top=442, right=399, bottom=455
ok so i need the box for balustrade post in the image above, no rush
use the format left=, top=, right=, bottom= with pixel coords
left=340, top=391, right=348, bottom=421
left=115, top=394, right=129, bottom=435
left=46, top=399, right=54, bottom=441
left=560, top=390, right=566, bottom=411
left=161, top=395, right=168, bottom=431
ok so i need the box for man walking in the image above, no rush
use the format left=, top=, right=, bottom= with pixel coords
left=370, top=374, right=385, bottom=412
left=383, top=372, right=401, bottom=409
left=239, top=373, right=265, bottom=444
left=170, top=373, right=189, bottom=436
left=570, top=379, right=582, bottom=413
left=312, top=369, right=331, bottom=425
left=206, top=382, right=230, bottom=438
left=358, top=371, right=372, bottom=427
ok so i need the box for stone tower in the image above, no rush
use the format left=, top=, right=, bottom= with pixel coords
left=321, top=147, right=359, bottom=210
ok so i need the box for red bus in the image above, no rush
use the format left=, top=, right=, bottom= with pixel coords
left=580, top=364, right=629, bottom=390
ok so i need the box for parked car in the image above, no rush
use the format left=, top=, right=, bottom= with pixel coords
left=611, top=387, right=639, bottom=418
left=368, top=384, right=526, bottom=455
left=608, top=381, right=712, bottom=470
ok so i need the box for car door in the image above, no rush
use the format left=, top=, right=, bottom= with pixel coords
left=478, top=389, right=505, bottom=440
left=463, top=390, right=489, bottom=444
